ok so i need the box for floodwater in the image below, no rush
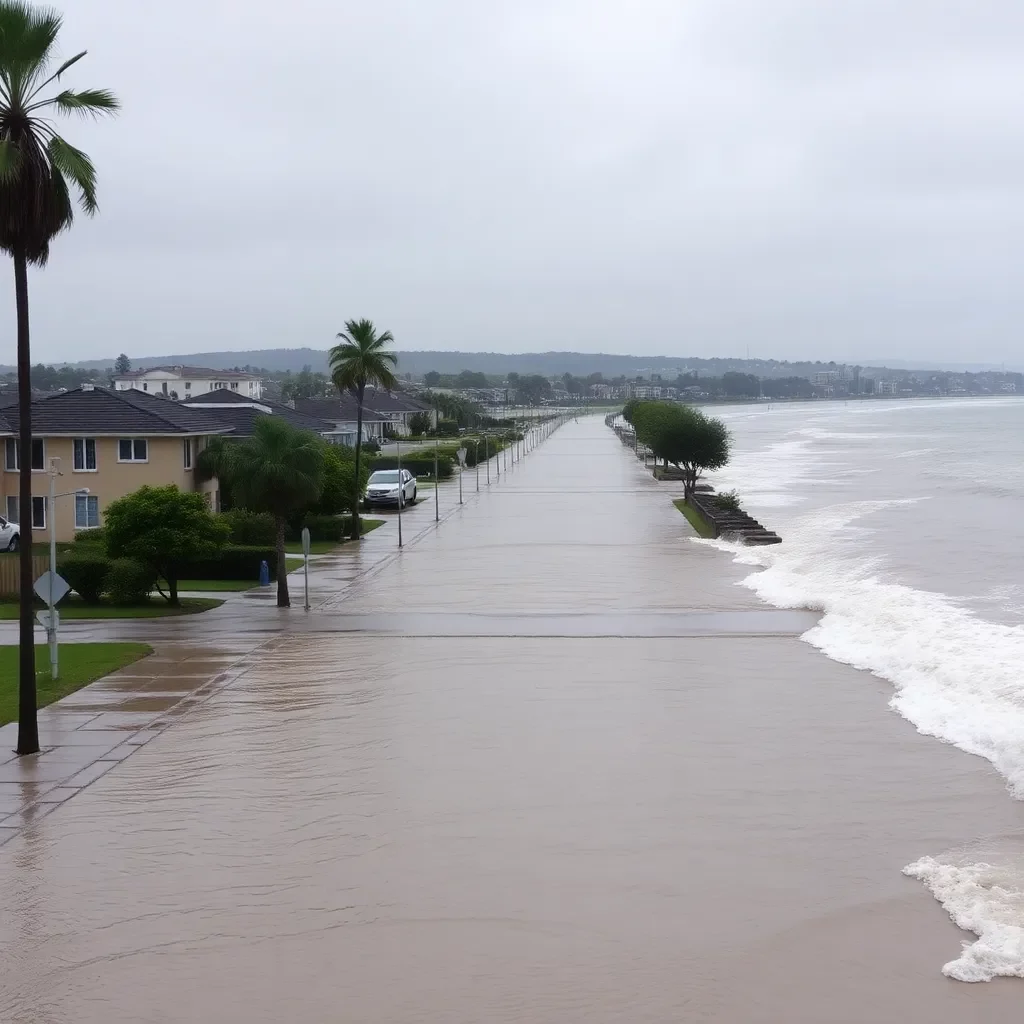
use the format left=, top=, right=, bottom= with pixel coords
left=0, top=418, right=1020, bottom=1021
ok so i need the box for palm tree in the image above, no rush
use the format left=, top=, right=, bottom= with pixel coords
left=225, top=419, right=325, bottom=607
left=329, top=319, right=397, bottom=537
left=0, top=2, right=118, bottom=755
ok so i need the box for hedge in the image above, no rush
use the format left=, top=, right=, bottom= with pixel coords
left=221, top=509, right=276, bottom=546
left=58, top=550, right=111, bottom=604
left=106, top=557, right=157, bottom=605
left=287, top=514, right=345, bottom=543
left=186, top=545, right=279, bottom=581
left=369, top=453, right=454, bottom=480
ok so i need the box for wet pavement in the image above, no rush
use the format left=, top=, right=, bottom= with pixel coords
left=0, top=419, right=1019, bottom=1022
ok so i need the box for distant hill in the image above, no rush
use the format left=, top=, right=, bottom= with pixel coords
left=3, top=348, right=1019, bottom=378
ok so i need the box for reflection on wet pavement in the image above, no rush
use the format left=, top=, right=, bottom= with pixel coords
left=0, top=419, right=1019, bottom=1022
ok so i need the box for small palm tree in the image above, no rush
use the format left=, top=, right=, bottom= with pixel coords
left=329, top=319, right=397, bottom=537
left=0, top=1, right=118, bottom=755
left=225, top=418, right=325, bottom=607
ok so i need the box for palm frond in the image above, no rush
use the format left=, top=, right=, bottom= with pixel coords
left=0, top=139, right=22, bottom=184
left=47, top=134, right=96, bottom=212
left=34, top=87, right=119, bottom=117
left=23, top=48, right=85, bottom=102
left=0, top=2, right=62, bottom=104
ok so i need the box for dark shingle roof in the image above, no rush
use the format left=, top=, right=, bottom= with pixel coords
left=2, top=386, right=233, bottom=435
left=294, top=396, right=389, bottom=423
left=184, top=390, right=333, bottom=435
left=363, top=389, right=431, bottom=413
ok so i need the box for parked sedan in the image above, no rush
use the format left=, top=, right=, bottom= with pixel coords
left=364, top=469, right=417, bottom=508
left=0, top=515, right=20, bottom=551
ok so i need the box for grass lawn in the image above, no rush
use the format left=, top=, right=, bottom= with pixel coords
left=0, top=596, right=223, bottom=620
left=0, top=642, right=152, bottom=725
left=673, top=499, right=716, bottom=539
left=175, top=579, right=257, bottom=592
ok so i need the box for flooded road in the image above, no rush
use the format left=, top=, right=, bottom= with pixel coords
left=0, top=419, right=1020, bottom=1021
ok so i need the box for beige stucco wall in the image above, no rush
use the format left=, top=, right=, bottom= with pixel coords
left=0, top=435, right=216, bottom=542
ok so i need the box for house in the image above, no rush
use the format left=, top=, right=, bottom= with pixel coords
left=0, top=386, right=231, bottom=542
left=182, top=389, right=335, bottom=438
left=113, top=365, right=263, bottom=400
left=296, top=389, right=436, bottom=443
left=293, top=396, right=390, bottom=447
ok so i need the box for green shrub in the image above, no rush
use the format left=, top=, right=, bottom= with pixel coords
left=221, top=508, right=276, bottom=546
left=105, top=557, right=157, bottom=605
left=186, top=545, right=278, bottom=581
left=711, top=490, right=741, bottom=512
left=74, top=527, right=106, bottom=547
left=370, top=453, right=454, bottom=480
left=58, top=551, right=111, bottom=604
left=298, top=515, right=344, bottom=543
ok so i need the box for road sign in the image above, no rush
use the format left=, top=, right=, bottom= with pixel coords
left=36, top=609, right=60, bottom=631
left=301, top=526, right=311, bottom=558
left=456, top=447, right=467, bottom=467
left=34, top=570, right=70, bottom=607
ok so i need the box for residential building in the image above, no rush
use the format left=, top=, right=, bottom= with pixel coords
left=0, top=386, right=231, bottom=542
left=293, top=396, right=390, bottom=447
left=296, top=389, right=435, bottom=442
left=113, top=365, right=263, bottom=400
left=876, top=379, right=898, bottom=395
left=182, top=389, right=335, bottom=438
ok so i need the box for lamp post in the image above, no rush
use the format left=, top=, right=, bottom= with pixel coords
left=485, top=435, right=490, bottom=484
left=474, top=439, right=480, bottom=491
left=396, top=436, right=403, bottom=548
left=457, top=447, right=467, bottom=504
left=434, top=434, right=439, bottom=522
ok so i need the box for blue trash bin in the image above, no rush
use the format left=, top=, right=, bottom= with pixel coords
left=259, top=560, right=270, bottom=586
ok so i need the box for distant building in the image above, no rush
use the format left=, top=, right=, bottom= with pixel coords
left=114, top=365, right=263, bottom=400
left=876, top=379, right=898, bottom=395
left=998, top=381, right=1017, bottom=393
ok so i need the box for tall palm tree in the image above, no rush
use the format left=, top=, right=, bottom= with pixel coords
left=225, top=418, right=325, bottom=607
left=329, top=319, right=397, bottom=537
left=0, top=2, right=118, bottom=755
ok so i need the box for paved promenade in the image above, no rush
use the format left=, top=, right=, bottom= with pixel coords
left=0, top=419, right=1018, bottom=1022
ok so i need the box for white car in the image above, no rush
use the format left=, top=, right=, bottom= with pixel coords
left=364, top=469, right=417, bottom=508
left=0, top=515, right=20, bottom=551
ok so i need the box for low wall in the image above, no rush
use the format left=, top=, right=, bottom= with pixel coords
left=688, top=494, right=781, bottom=546
left=0, top=554, right=50, bottom=597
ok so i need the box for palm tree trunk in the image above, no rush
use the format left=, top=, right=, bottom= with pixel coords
left=14, top=248, right=38, bottom=756
left=275, top=516, right=289, bottom=607
left=351, top=383, right=364, bottom=538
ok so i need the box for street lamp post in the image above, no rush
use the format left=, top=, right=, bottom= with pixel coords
left=485, top=435, right=490, bottom=484
left=457, top=447, right=467, bottom=504
left=396, top=436, right=403, bottom=548
left=434, top=435, right=439, bottom=522
left=474, top=439, right=480, bottom=491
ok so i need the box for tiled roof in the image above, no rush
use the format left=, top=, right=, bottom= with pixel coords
left=294, top=397, right=389, bottom=423
left=184, top=391, right=333, bottom=434
left=114, top=365, right=260, bottom=380
left=2, top=386, right=234, bottom=436
left=363, top=389, right=431, bottom=413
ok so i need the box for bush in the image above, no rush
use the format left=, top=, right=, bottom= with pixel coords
left=296, top=514, right=344, bottom=543
left=74, top=527, right=106, bottom=547
left=105, top=557, right=157, bottom=605
left=370, top=453, right=454, bottom=480
left=710, top=490, right=741, bottom=512
left=221, top=509, right=276, bottom=546
left=186, top=545, right=279, bottom=581
left=58, top=551, right=111, bottom=604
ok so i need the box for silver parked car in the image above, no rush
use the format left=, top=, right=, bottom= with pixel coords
left=364, top=469, right=417, bottom=508
left=0, top=515, right=20, bottom=551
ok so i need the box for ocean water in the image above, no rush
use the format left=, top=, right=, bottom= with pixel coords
left=704, top=397, right=1024, bottom=983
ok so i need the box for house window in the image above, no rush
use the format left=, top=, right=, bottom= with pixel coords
left=230, top=382, right=239, bottom=390
left=185, top=381, right=192, bottom=390
left=31, top=496, right=46, bottom=530
left=75, top=494, right=100, bottom=529
left=73, top=438, right=97, bottom=471
left=5, top=438, right=45, bottom=471
left=118, top=438, right=148, bottom=462
left=183, top=438, right=193, bottom=469
left=142, top=383, right=148, bottom=391
left=5, top=496, right=17, bottom=523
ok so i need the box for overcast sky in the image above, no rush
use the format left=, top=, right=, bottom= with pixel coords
left=4, top=0, right=1024, bottom=365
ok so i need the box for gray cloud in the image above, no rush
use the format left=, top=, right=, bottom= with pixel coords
left=4, top=0, right=1024, bottom=364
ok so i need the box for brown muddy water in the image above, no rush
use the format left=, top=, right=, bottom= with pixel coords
left=0, top=419, right=1019, bottom=1022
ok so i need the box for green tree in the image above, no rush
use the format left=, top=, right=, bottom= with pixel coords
left=634, top=402, right=731, bottom=497
left=329, top=319, right=397, bottom=537
left=315, top=442, right=367, bottom=518
left=423, top=370, right=441, bottom=386
left=0, top=1, right=118, bottom=755
left=408, top=410, right=431, bottom=436
left=104, top=486, right=229, bottom=606
left=224, top=418, right=325, bottom=607
left=114, top=352, right=131, bottom=375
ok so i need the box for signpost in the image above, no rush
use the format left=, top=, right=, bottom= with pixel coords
left=301, top=526, right=311, bottom=611
left=34, top=569, right=69, bottom=680
left=456, top=447, right=467, bottom=504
